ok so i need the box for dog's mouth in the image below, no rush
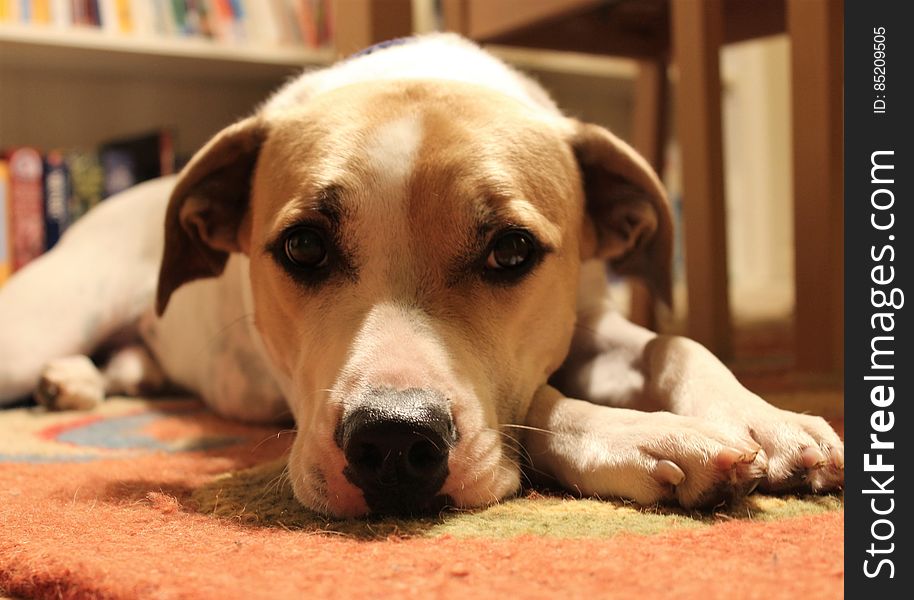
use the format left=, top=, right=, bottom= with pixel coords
left=360, top=493, right=454, bottom=517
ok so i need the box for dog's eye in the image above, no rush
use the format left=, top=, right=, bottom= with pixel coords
left=486, top=230, right=535, bottom=270
left=284, top=227, right=328, bottom=268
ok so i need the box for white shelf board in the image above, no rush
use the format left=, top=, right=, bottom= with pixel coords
left=0, top=24, right=335, bottom=81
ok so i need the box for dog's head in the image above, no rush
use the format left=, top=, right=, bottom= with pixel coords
left=156, top=79, right=670, bottom=516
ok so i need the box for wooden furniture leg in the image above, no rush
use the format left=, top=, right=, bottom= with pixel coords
left=629, top=60, right=669, bottom=330
left=788, top=0, right=844, bottom=374
left=332, top=0, right=414, bottom=57
left=671, top=0, right=732, bottom=357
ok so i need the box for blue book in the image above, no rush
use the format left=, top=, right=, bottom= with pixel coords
left=43, top=150, right=71, bottom=249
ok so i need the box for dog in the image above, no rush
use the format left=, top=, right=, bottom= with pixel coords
left=0, top=34, right=843, bottom=516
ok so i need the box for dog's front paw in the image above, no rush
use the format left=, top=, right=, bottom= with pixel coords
left=737, top=407, right=844, bottom=494
left=586, top=416, right=768, bottom=509
left=525, top=392, right=769, bottom=509
left=36, top=355, right=105, bottom=411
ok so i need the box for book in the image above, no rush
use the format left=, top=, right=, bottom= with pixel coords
left=0, top=1, right=14, bottom=23
left=99, top=129, right=174, bottom=198
left=99, top=0, right=133, bottom=33
left=291, top=0, right=318, bottom=48
left=4, top=147, right=46, bottom=272
left=150, top=0, right=176, bottom=36
left=268, top=0, right=300, bottom=46
left=169, top=0, right=188, bottom=35
left=241, top=0, right=280, bottom=47
left=71, top=0, right=90, bottom=26
left=207, top=0, right=236, bottom=43
left=47, top=0, right=70, bottom=26
left=43, top=150, right=71, bottom=249
left=5, top=0, right=334, bottom=47
left=65, top=149, right=105, bottom=221
left=31, top=0, right=52, bottom=23
left=0, top=160, right=10, bottom=286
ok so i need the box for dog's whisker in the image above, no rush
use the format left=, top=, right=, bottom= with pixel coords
left=500, top=423, right=556, bottom=436
left=250, top=429, right=297, bottom=453
left=262, top=466, right=291, bottom=498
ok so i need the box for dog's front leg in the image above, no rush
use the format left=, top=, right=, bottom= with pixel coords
left=551, top=305, right=844, bottom=498
left=524, top=385, right=767, bottom=507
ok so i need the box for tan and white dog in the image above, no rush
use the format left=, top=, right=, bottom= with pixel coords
left=0, top=34, right=842, bottom=516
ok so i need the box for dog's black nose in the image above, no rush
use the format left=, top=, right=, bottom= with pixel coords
left=337, top=388, right=455, bottom=514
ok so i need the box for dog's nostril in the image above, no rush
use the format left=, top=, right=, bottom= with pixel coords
left=408, top=439, right=443, bottom=472
left=353, top=442, right=384, bottom=471
left=343, top=424, right=450, bottom=485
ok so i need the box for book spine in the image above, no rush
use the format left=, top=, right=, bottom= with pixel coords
left=208, top=0, right=233, bottom=42
left=50, top=0, right=70, bottom=26
left=227, top=0, right=244, bottom=42
left=268, top=0, right=299, bottom=46
left=6, top=147, right=46, bottom=272
left=128, top=0, right=153, bottom=35
left=318, top=0, right=332, bottom=47
left=150, top=0, right=176, bottom=36
left=0, top=1, right=13, bottom=23
left=170, top=0, right=188, bottom=35
left=31, top=0, right=51, bottom=23
left=86, top=0, right=100, bottom=26
left=0, top=161, right=10, bottom=286
left=114, top=0, right=132, bottom=32
left=241, top=0, right=279, bottom=47
left=66, top=150, right=104, bottom=222
left=70, top=0, right=87, bottom=26
left=98, top=0, right=116, bottom=31
left=43, top=150, right=71, bottom=249
left=291, top=0, right=317, bottom=48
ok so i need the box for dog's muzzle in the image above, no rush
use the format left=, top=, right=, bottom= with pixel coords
left=336, top=388, right=456, bottom=515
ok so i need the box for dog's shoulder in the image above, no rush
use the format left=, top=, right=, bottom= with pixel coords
left=261, top=33, right=561, bottom=117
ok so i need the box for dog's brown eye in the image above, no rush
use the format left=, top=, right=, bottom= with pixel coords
left=284, top=228, right=328, bottom=268
left=486, top=230, right=534, bottom=270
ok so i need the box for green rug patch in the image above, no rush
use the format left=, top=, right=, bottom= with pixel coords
left=191, top=459, right=842, bottom=540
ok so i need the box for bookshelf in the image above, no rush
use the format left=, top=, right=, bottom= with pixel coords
left=0, top=23, right=335, bottom=79
left=0, top=0, right=416, bottom=157
left=0, top=21, right=336, bottom=159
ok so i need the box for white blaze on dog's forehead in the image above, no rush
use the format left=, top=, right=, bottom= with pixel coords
left=364, top=113, right=423, bottom=185
left=355, top=113, right=423, bottom=277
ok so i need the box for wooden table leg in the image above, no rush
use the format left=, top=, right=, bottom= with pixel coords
left=629, top=60, right=669, bottom=331
left=332, top=0, right=414, bottom=57
left=671, top=0, right=732, bottom=357
left=788, top=0, right=844, bottom=374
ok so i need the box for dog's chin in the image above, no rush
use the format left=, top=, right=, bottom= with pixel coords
left=295, top=480, right=370, bottom=519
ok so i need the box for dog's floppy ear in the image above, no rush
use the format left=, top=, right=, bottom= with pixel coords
left=569, top=120, right=673, bottom=305
left=156, top=115, right=267, bottom=315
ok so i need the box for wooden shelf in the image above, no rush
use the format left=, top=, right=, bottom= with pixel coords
left=0, top=24, right=335, bottom=81
left=487, top=44, right=636, bottom=79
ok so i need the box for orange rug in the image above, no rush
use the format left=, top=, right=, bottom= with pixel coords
left=0, top=395, right=843, bottom=599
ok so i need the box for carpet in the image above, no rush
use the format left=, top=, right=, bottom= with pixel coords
left=0, top=393, right=843, bottom=599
